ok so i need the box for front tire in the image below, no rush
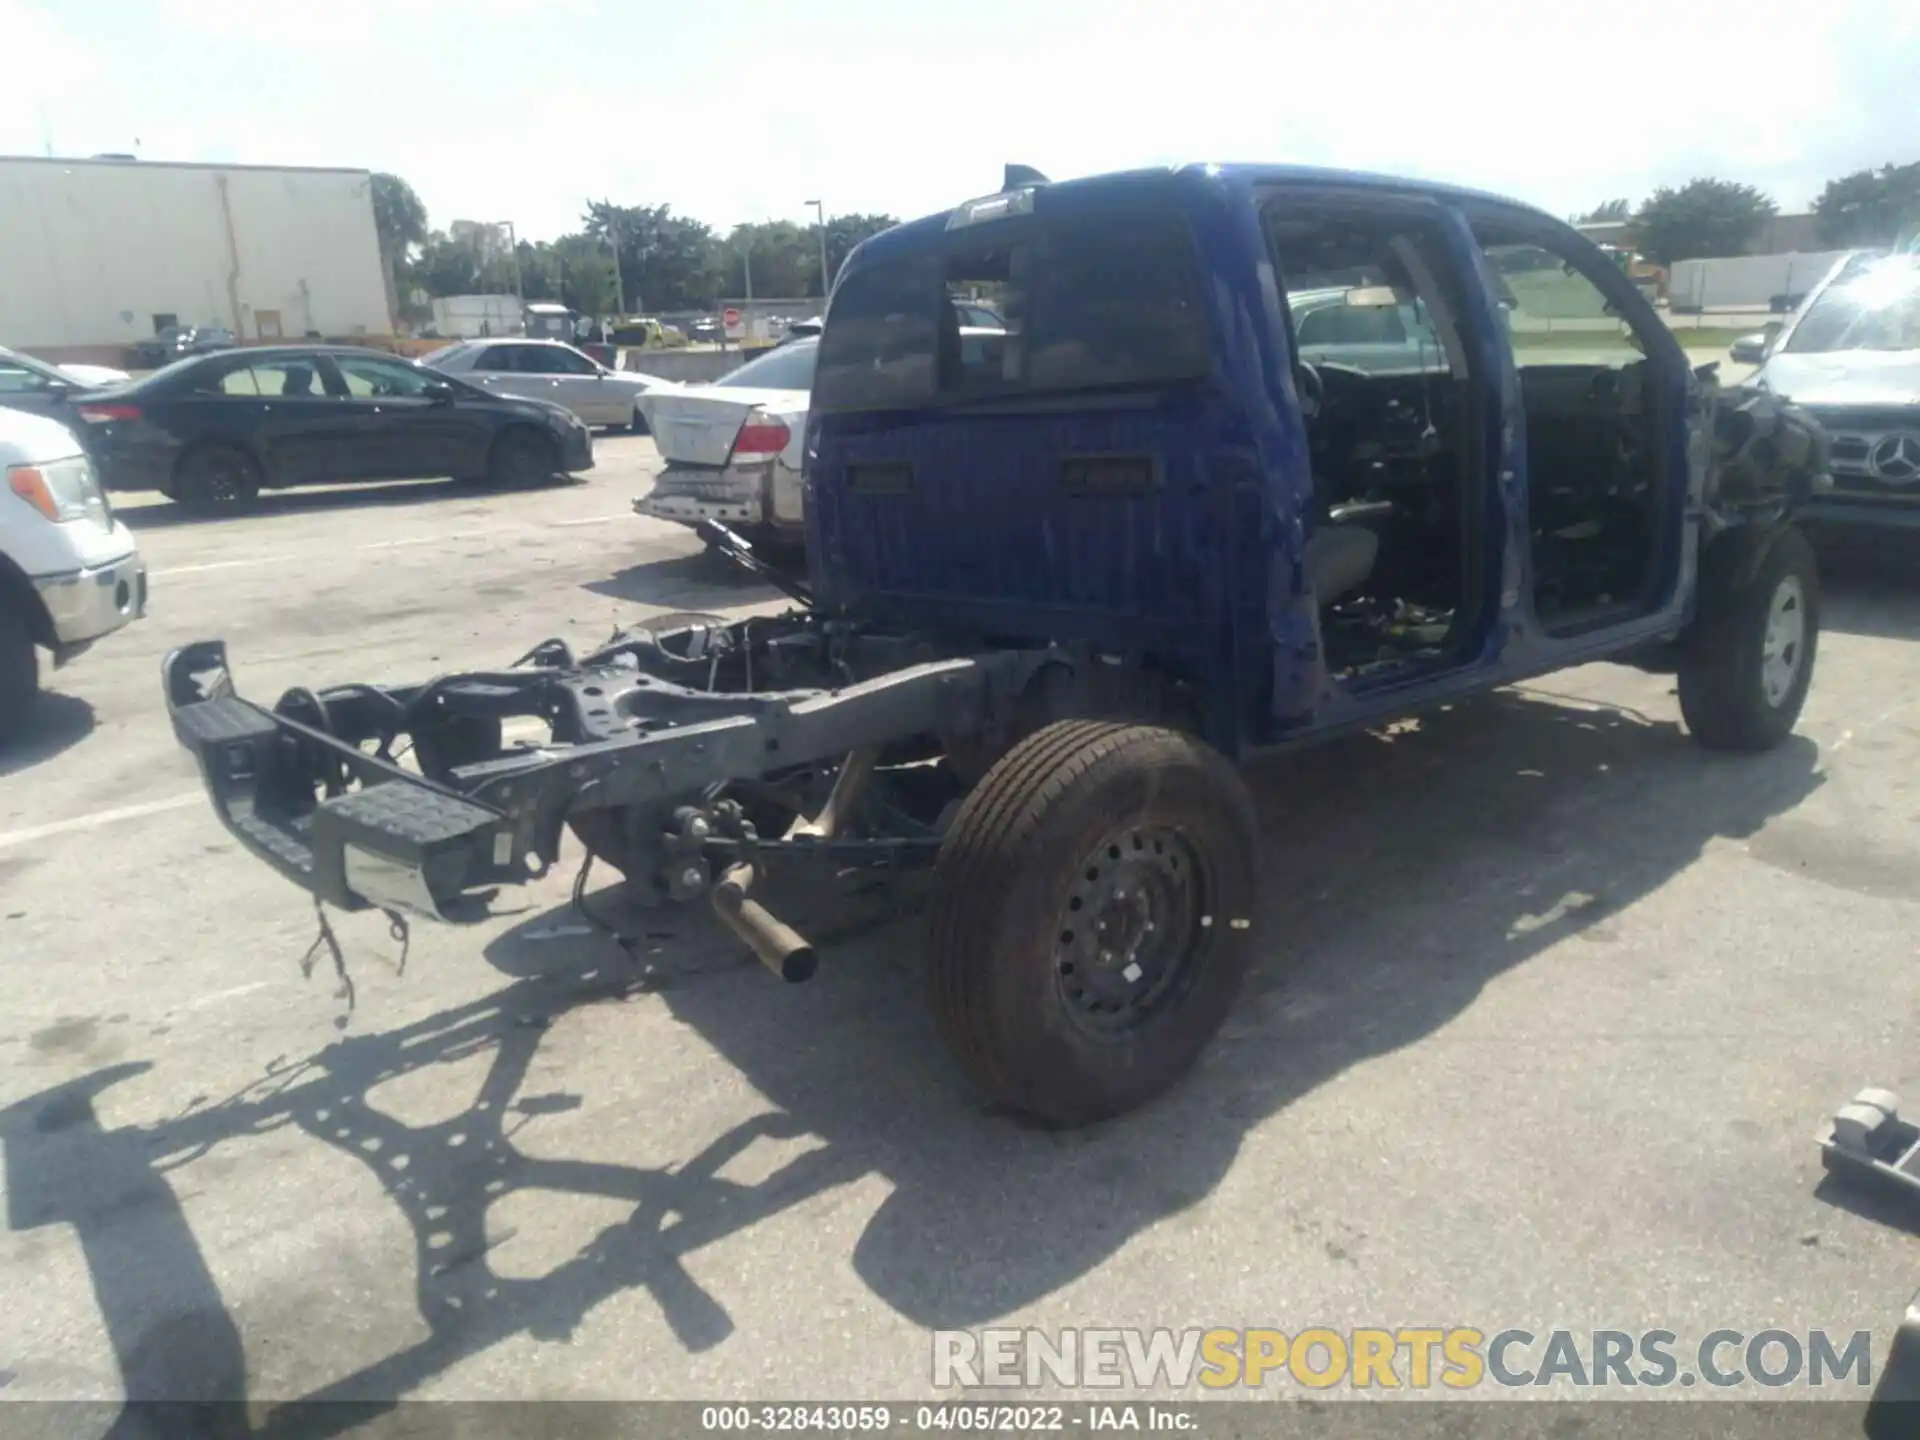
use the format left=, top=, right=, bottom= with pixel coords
left=0, top=605, right=39, bottom=746
left=487, top=428, right=558, bottom=489
left=926, top=721, right=1260, bottom=1125
left=1678, top=524, right=1819, bottom=752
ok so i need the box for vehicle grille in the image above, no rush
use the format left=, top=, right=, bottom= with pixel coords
left=1803, top=406, right=1920, bottom=505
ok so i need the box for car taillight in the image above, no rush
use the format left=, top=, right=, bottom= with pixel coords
left=733, top=413, right=791, bottom=459
left=77, top=403, right=142, bottom=424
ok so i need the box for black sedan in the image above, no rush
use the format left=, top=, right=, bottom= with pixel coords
left=73, top=345, right=594, bottom=510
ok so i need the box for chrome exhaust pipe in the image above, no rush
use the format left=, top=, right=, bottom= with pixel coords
left=711, top=864, right=817, bottom=983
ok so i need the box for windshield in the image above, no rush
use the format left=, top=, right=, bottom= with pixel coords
left=1783, top=255, right=1920, bottom=354
left=717, top=339, right=818, bottom=391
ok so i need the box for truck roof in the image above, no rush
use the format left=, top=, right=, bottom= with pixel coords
left=852, top=162, right=1545, bottom=271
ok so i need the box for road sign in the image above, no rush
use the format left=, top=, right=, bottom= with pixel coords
left=722, top=306, right=744, bottom=341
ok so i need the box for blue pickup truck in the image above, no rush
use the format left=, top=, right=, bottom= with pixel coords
left=162, top=163, right=1829, bottom=1125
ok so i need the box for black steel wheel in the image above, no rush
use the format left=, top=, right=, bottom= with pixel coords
left=927, top=720, right=1259, bottom=1125
left=1679, top=524, right=1819, bottom=752
left=1053, top=824, right=1209, bottom=1035
left=487, top=428, right=558, bottom=489
left=173, top=444, right=261, bottom=512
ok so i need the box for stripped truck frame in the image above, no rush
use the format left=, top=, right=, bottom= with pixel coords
left=166, top=163, right=1832, bottom=1124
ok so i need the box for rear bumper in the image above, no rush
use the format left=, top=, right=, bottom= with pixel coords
left=161, top=641, right=519, bottom=918
left=635, top=463, right=799, bottom=534
left=34, top=550, right=147, bottom=656
left=637, top=491, right=767, bottom=528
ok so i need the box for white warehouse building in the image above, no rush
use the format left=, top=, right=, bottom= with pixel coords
left=0, top=155, right=392, bottom=361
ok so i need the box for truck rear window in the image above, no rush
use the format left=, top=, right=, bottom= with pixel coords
left=814, top=213, right=1208, bottom=412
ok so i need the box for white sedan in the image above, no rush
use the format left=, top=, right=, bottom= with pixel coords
left=636, top=337, right=816, bottom=549
left=420, top=338, right=677, bottom=431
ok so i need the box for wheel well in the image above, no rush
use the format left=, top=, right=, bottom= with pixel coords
left=0, top=551, right=56, bottom=649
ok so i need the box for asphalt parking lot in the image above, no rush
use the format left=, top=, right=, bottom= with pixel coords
left=2, top=432, right=1918, bottom=1419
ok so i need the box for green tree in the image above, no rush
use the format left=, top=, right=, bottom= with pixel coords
left=1579, top=198, right=1632, bottom=224
left=370, top=173, right=430, bottom=327
left=407, top=231, right=482, bottom=298
left=582, top=201, right=722, bottom=311
left=721, top=220, right=816, bottom=299
left=553, top=234, right=619, bottom=316
left=1814, top=162, right=1920, bottom=247
left=1630, top=178, right=1776, bottom=264
left=514, top=240, right=562, bottom=303
left=821, top=212, right=901, bottom=293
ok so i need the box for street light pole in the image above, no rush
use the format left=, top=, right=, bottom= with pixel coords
left=606, top=204, right=628, bottom=318
left=806, top=199, right=829, bottom=300
left=499, top=220, right=523, bottom=301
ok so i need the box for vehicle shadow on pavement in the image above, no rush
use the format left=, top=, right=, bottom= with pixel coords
left=0, top=691, right=95, bottom=778
left=1812, top=529, right=1920, bottom=641
left=0, top=690, right=1823, bottom=1432
left=114, top=477, right=565, bottom=531
left=582, top=550, right=788, bottom=613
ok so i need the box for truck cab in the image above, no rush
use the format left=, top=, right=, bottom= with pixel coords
left=806, top=163, right=1826, bottom=756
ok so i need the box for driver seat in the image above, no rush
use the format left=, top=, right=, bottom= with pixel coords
left=1305, top=523, right=1377, bottom=604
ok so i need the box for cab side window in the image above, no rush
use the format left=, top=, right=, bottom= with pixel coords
left=1475, top=242, right=1645, bottom=368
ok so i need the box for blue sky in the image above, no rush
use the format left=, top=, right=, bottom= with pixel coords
left=4, top=0, right=1916, bottom=241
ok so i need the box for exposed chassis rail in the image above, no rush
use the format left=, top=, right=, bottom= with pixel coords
left=163, top=617, right=1054, bottom=939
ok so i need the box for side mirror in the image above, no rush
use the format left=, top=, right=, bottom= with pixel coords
left=423, top=379, right=455, bottom=403
left=1729, top=333, right=1770, bottom=364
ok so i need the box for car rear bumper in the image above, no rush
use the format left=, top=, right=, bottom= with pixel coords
left=34, top=550, right=147, bottom=657
left=638, top=465, right=764, bottom=525
left=637, top=491, right=767, bottom=528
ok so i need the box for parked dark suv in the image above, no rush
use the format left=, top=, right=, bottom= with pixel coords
left=128, top=325, right=236, bottom=370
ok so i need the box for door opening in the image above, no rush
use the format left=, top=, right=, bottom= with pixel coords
left=1264, top=202, right=1484, bottom=682
left=1469, top=226, right=1667, bottom=632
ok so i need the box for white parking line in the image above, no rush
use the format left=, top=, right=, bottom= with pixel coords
left=154, top=555, right=299, bottom=577
left=155, top=515, right=637, bottom=578
left=360, top=527, right=514, bottom=550
left=0, top=793, right=205, bottom=849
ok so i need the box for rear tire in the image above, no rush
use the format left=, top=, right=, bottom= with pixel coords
left=487, top=427, right=558, bottom=489
left=173, top=444, right=261, bottom=513
left=926, top=720, right=1260, bottom=1125
left=1678, top=524, right=1819, bottom=752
